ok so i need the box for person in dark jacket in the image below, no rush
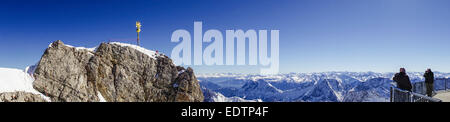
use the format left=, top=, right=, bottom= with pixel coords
left=424, top=68, right=434, bottom=97
left=393, top=68, right=412, bottom=91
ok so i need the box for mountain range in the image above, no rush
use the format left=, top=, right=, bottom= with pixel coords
left=198, top=72, right=450, bottom=102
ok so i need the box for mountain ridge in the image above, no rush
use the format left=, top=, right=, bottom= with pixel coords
left=0, top=40, right=204, bottom=102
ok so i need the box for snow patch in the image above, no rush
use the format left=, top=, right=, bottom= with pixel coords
left=97, top=91, right=106, bottom=102
left=110, top=42, right=158, bottom=60
left=178, top=70, right=185, bottom=75
left=212, top=92, right=262, bottom=102
left=48, top=42, right=97, bottom=54
left=64, top=44, right=96, bottom=54
left=0, top=67, right=51, bottom=102
left=25, top=64, right=37, bottom=79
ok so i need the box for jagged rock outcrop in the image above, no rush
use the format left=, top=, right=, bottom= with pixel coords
left=0, top=92, right=47, bottom=102
left=87, top=43, right=203, bottom=102
left=33, top=40, right=98, bottom=102
left=172, top=67, right=203, bottom=102
left=33, top=40, right=203, bottom=102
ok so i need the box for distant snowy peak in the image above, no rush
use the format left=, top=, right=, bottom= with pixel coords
left=203, top=88, right=261, bottom=102
left=241, top=80, right=283, bottom=94
left=300, top=79, right=345, bottom=102
left=343, top=78, right=392, bottom=102
left=353, top=78, right=392, bottom=91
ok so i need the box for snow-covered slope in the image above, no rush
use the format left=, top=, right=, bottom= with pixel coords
left=343, top=78, right=393, bottom=102
left=110, top=42, right=159, bottom=59
left=203, top=87, right=262, bottom=102
left=48, top=41, right=97, bottom=54
left=237, top=80, right=283, bottom=101
left=299, top=79, right=345, bottom=102
left=48, top=41, right=160, bottom=59
left=0, top=67, right=50, bottom=101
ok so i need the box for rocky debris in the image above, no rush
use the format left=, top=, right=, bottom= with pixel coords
left=32, top=40, right=203, bottom=102
left=0, top=92, right=47, bottom=102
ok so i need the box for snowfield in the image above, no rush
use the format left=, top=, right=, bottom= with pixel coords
left=0, top=67, right=50, bottom=101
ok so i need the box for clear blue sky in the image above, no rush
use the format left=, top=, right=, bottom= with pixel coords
left=1, top=0, right=450, bottom=74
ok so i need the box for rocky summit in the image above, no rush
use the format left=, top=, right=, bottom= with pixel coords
left=31, top=40, right=203, bottom=102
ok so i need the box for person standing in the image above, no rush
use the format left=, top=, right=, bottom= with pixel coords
left=393, top=68, right=412, bottom=92
left=424, top=68, right=435, bottom=97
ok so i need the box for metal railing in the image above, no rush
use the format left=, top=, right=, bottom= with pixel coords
left=390, top=86, right=442, bottom=102
left=411, top=78, right=450, bottom=95
left=390, top=78, right=450, bottom=102
left=434, top=78, right=450, bottom=91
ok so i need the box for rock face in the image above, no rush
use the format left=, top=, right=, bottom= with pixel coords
left=32, top=40, right=203, bottom=102
left=0, top=92, right=47, bottom=102
left=33, top=40, right=98, bottom=102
